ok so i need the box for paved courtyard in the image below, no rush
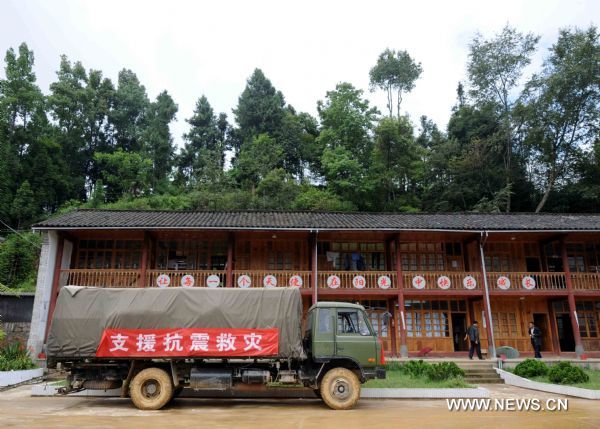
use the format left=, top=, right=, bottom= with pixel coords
left=0, top=384, right=599, bottom=429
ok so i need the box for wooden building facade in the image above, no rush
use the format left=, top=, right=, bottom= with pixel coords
left=28, top=210, right=600, bottom=359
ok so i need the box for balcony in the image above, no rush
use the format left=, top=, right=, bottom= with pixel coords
left=58, top=269, right=600, bottom=293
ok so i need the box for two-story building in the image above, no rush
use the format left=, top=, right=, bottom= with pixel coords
left=27, top=209, right=600, bottom=359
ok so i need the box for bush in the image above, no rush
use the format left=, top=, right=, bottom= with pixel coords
left=548, top=362, right=589, bottom=385
left=514, top=358, right=548, bottom=378
left=426, top=362, right=465, bottom=381
left=0, top=342, right=36, bottom=371
left=399, top=360, right=432, bottom=378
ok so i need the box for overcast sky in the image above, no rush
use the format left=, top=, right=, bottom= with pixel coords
left=1, top=0, right=598, bottom=148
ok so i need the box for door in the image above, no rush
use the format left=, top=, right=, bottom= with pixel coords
left=533, top=313, right=552, bottom=352
left=313, top=308, right=335, bottom=357
left=366, top=310, right=391, bottom=353
left=452, top=313, right=468, bottom=351
left=335, top=308, right=377, bottom=366
left=555, top=314, right=575, bottom=352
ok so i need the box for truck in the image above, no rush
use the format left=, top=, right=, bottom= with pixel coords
left=46, top=286, right=386, bottom=410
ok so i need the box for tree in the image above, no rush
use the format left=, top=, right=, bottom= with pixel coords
left=369, top=49, right=422, bottom=118
left=231, top=134, right=284, bottom=191
left=233, top=68, right=285, bottom=147
left=10, top=181, right=36, bottom=228
left=521, top=26, right=600, bottom=212
left=0, top=232, right=41, bottom=291
left=94, top=149, right=153, bottom=200
left=467, top=25, right=539, bottom=211
left=109, top=69, right=150, bottom=153
left=142, top=90, right=178, bottom=192
left=178, top=95, right=227, bottom=187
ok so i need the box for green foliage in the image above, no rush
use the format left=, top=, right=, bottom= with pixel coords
left=514, top=358, right=549, bottom=378
left=547, top=362, right=589, bottom=384
left=426, top=362, right=465, bottom=381
left=0, top=232, right=41, bottom=291
left=94, top=149, right=153, bottom=200
left=399, top=359, right=432, bottom=378
left=0, top=342, right=36, bottom=371
left=369, top=48, right=422, bottom=117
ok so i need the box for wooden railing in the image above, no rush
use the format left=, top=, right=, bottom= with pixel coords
left=487, top=272, right=567, bottom=291
left=146, top=270, right=226, bottom=288
left=402, top=272, right=482, bottom=291
left=317, top=271, right=397, bottom=290
left=571, top=272, right=600, bottom=291
left=232, top=270, right=311, bottom=288
left=60, top=269, right=141, bottom=288
left=58, top=269, right=600, bottom=292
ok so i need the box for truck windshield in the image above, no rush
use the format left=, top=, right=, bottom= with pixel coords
left=337, top=310, right=371, bottom=336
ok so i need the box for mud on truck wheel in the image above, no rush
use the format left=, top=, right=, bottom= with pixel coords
left=319, top=367, right=361, bottom=410
left=129, top=367, right=174, bottom=410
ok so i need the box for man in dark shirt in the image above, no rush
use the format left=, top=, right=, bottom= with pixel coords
left=529, top=322, right=543, bottom=358
left=465, top=321, right=483, bottom=360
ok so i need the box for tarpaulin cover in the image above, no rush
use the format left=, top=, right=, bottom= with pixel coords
left=47, top=286, right=305, bottom=359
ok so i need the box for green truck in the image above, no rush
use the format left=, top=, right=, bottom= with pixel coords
left=47, top=286, right=385, bottom=410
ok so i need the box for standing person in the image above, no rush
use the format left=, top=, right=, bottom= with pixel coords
left=529, top=322, right=543, bottom=358
left=465, top=320, right=483, bottom=360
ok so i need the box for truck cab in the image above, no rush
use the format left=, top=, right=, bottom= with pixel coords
left=305, top=302, right=386, bottom=384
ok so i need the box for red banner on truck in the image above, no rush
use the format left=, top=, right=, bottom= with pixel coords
left=96, top=328, right=279, bottom=358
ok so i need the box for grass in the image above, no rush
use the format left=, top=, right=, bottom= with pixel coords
left=506, top=367, right=600, bottom=390
left=364, top=369, right=472, bottom=389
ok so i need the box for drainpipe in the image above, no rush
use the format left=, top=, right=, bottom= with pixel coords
left=479, top=231, right=497, bottom=359
left=312, top=230, right=318, bottom=305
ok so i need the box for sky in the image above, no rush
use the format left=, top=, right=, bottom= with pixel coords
left=1, top=0, right=598, bottom=149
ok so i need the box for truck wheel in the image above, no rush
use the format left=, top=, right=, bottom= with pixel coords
left=319, top=368, right=360, bottom=410
left=129, top=367, right=174, bottom=410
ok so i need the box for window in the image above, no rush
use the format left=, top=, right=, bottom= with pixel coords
left=337, top=310, right=370, bottom=335
left=318, top=309, right=333, bottom=334
left=484, top=243, right=512, bottom=272
left=576, top=301, right=598, bottom=338
left=403, top=300, right=451, bottom=338
left=76, top=240, right=142, bottom=269
left=399, top=242, right=462, bottom=272
left=156, top=240, right=226, bottom=270
left=492, top=312, right=519, bottom=337
left=567, top=243, right=586, bottom=272
left=320, top=242, right=385, bottom=271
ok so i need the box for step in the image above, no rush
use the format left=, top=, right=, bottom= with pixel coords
left=466, top=378, right=504, bottom=384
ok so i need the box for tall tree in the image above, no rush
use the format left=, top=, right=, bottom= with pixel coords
left=142, top=90, right=178, bottom=192
left=109, top=69, right=149, bottom=153
left=178, top=95, right=228, bottom=187
left=233, top=68, right=285, bottom=147
left=369, top=48, right=422, bottom=118
left=521, top=26, right=600, bottom=212
left=467, top=25, right=539, bottom=211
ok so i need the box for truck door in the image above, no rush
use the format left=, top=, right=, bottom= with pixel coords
left=335, top=309, right=377, bottom=366
left=313, top=307, right=335, bottom=357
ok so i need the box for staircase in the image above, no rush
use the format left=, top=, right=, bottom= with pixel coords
left=455, top=361, right=504, bottom=384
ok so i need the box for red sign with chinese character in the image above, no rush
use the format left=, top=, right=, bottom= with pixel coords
left=96, top=328, right=279, bottom=358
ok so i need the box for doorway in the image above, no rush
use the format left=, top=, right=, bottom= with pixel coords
left=533, top=313, right=552, bottom=352
left=452, top=313, right=468, bottom=351
left=555, top=314, right=575, bottom=352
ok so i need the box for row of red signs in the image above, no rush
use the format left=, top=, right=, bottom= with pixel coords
left=96, top=328, right=279, bottom=358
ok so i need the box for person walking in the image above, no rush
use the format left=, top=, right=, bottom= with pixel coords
left=529, top=322, right=543, bottom=358
left=465, top=320, right=483, bottom=360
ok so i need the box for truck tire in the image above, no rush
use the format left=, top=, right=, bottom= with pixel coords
left=319, top=368, right=360, bottom=410
left=129, top=367, right=174, bottom=410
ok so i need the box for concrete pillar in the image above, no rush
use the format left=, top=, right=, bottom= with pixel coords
left=27, top=232, right=73, bottom=363
left=560, top=238, right=585, bottom=356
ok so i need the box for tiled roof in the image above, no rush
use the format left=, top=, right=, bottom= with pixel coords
left=32, top=209, right=600, bottom=232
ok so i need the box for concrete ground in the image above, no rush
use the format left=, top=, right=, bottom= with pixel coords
left=0, top=384, right=599, bottom=429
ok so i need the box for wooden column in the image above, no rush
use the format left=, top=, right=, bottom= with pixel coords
left=311, top=232, right=319, bottom=305
left=138, top=232, right=150, bottom=288
left=44, top=234, right=64, bottom=343
left=547, top=299, right=561, bottom=354
left=560, top=237, right=584, bottom=356
left=394, top=235, right=408, bottom=357
left=226, top=232, right=234, bottom=288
